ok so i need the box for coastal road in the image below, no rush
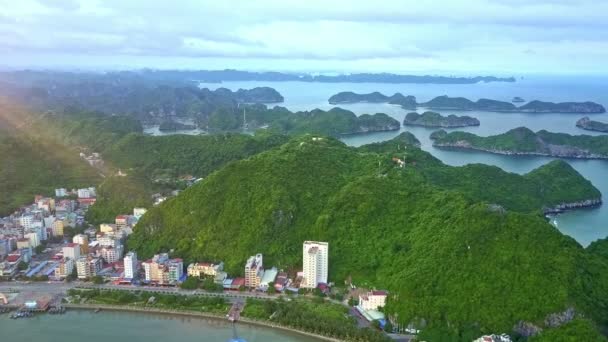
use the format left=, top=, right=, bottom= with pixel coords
left=0, top=282, right=283, bottom=302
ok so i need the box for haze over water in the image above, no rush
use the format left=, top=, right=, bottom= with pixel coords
left=199, top=75, right=608, bottom=246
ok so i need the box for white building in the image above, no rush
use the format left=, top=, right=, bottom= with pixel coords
left=19, top=215, right=34, bottom=229
left=24, top=232, right=40, bottom=249
left=302, top=241, right=329, bottom=288
left=54, top=258, right=75, bottom=278
left=187, top=262, right=224, bottom=278
left=55, top=188, right=68, bottom=197
left=359, top=290, right=388, bottom=311
left=124, top=251, right=138, bottom=279
left=77, top=187, right=96, bottom=199
left=62, top=243, right=81, bottom=260
left=133, top=208, right=147, bottom=219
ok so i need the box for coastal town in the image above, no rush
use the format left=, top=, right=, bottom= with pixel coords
left=0, top=187, right=424, bottom=341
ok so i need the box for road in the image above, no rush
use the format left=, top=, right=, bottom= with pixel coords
left=0, top=281, right=284, bottom=302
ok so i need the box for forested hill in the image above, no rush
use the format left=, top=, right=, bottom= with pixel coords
left=130, top=134, right=607, bottom=339
left=0, top=103, right=101, bottom=214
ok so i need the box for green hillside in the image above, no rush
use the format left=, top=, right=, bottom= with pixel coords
left=129, top=134, right=607, bottom=338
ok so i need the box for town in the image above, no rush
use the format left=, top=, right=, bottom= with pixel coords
left=0, top=187, right=400, bottom=336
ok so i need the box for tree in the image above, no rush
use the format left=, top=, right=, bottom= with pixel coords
left=67, top=267, right=78, bottom=281
left=35, top=244, right=45, bottom=254
left=348, top=297, right=359, bottom=306
left=92, top=275, right=104, bottom=284
left=383, top=321, right=394, bottom=333
left=17, top=261, right=29, bottom=271
left=371, top=319, right=382, bottom=330
left=180, top=277, right=199, bottom=290
left=267, top=282, right=276, bottom=294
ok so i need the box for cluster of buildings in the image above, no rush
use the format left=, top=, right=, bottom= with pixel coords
left=0, top=187, right=150, bottom=282
left=0, top=187, right=99, bottom=278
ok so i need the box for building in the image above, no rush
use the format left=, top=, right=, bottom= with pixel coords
left=115, top=215, right=129, bottom=230
left=52, top=219, right=65, bottom=237
left=124, top=251, right=138, bottom=279
left=75, top=256, right=102, bottom=279
left=19, top=215, right=34, bottom=230
left=260, top=267, right=278, bottom=291
left=77, top=187, right=96, bottom=198
left=142, top=253, right=182, bottom=285
left=55, top=188, right=68, bottom=197
left=100, top=245, right=123, bottom=263
left=54, top=258, right=75, bottom=279
left=24, top=232, right=40, bottom=249
left=359, top=290, right=388, bottom=311
left=62, top=243, right=81, bottom=260
left=16, top=238, right=30, bottom=250
left=167, top=259, right=183, bottom=283
left=97, top=233, right=120, bottom=248
left=133, top=208, right=147, bottom=219
left=187, top=262, right=224, bottom=278
left=72, top=234, right=89, bottom=254
left=302, top=241, right=329, bottom=288
left=99, top=223, right=117, bottom=233
left=244, top=254, right=264, bottom=288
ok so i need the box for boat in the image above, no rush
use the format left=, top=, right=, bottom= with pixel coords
left=512, top=97, right=525, bottom=103
left=94, top=308, right=101, bottom=313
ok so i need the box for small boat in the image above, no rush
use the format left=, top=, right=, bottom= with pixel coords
left=94, top=308, right=101, bottom=313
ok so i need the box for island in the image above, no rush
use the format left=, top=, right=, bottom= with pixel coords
left=430, top=126, right=608, bottom=159
left=576, top=117, right=608, bottom=133
left=158, top=121, right=197, bottom=132
left=403, top=111, right=480, bottom=128
left=327, top=93, right=606, bottom=114
left=328, top=91, right=416, bottom=109
left=422, top=96, right=605, bottom=113
left=512, top=97, right=525, bottom=103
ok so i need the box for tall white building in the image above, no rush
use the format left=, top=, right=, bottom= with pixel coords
left=24, top=232, right=40, bottom=249
left=63, top=243, right=81, bottom=260
left=124, top=251, right=138, bottom=279
left=302, top=241, right=329, bottom=288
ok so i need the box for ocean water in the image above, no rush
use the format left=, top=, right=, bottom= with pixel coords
left=0, top=310, right=320, bottom=342
left=195, top=76, right=608, bottom=246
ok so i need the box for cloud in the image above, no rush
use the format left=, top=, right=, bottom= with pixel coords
left=0, top=0, right=606, bottom=73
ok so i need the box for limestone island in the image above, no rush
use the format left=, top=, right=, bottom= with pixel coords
left=328, top=92, right=417, bottom=109
left=422, top=96, right=606, bottom=113
left=512, top=97, right=525, bottom=103
left=328, top=93, right=606, bottom=113
left=403, top=111, right=480, bottom=128
left=213, top=86, right=284, bottom=103
left=430, top=126, right=608, bottom=159
left=576, top=117, right=608, bottom=133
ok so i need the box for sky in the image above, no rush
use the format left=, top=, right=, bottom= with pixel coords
left=0, top=0, right=607, bottom=75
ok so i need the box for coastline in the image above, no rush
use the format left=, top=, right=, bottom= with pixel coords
left=64, top=304, right=341, bottom=342
left=432, top=143, right=608, bottom=160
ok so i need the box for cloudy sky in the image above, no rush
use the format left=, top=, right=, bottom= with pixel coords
left=0, top=0, right=606, bottom=74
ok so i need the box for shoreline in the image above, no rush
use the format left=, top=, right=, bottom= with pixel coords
left=64, top=304, right=341, bottom=342
left=432, top=143, right=608, bottom=160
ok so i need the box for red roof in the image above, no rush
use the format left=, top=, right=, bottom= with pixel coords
left=372, top=290, right=388, bottom=296
left=7, top=254, right=20, bottom=262
left=65, top=243, right=79, bottom=247
left=115, top=215, right=128, bottom=220
left=232, top=278, right=245, bottom=286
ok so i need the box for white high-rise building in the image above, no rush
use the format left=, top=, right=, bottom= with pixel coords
left=124, top=251, right=138, bottom=279
left=302, top=241, right=329, bottom=289
left=62, top=243, right=81, bottom=260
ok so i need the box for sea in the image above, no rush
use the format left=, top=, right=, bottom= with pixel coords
left=0, top=310, right=320, bottom=342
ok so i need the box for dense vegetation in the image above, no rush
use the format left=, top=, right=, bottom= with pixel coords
left=403, top=111, right=480, bottom=128
left=130, top=134, right=607, bottom=339
left=328, top=91, right=417, bottom=108
left=0, top=103, right=101, bottom=214
left=243, top=298, right=390, bottom=341
left=431, top=127, right=608, bottom=159
left=268, top=107, right=400, bottom=136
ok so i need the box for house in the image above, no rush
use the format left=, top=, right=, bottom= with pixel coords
left=359, top=290, right=388, bottom=311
